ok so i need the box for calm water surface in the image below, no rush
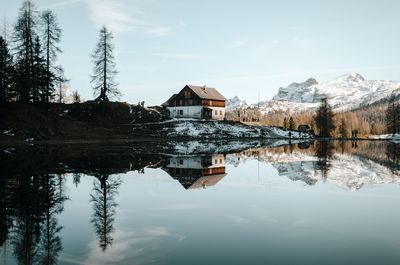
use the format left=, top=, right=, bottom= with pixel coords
left=0, top=140, right=399, bottom=265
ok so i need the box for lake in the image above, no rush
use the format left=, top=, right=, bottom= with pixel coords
left=0, top=140, right=399, bottom=265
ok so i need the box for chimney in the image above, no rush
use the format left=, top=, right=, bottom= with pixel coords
left=202, top=85, right=207, bottom=91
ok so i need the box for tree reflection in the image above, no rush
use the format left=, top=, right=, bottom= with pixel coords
left=11, top=175, right=46, bottom=265
left=315, top=141, right=334, bottom=180
left=0, top=174, right=67, bottom=265
left=386, top=142, right=400, bottom=172
left=37, top=175, right=67, bottom=265
left=0, top=175, right=12, bottom=248
left=90, top=174, right=121, bottom=252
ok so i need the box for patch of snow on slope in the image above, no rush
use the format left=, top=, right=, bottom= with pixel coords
left=166, top=121, right=260, bottom=138
left=165, top=120, right=312, bottom=139
left=372, top=134, right=400, bottom=143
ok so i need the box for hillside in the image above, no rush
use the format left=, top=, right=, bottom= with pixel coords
left=0, top=102, right=163, bottom=141
left=0, top=102, right=307, bottom=142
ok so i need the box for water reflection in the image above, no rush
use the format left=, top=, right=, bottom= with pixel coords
left=235, top=141, right=400, bottom=190
left=90, top=174, right=121, bottom=252
left=162, top=155, right=227, bottom=189
left=0, top=140, right=399, bottom=264
left=0, top=174, right=66, bottom=265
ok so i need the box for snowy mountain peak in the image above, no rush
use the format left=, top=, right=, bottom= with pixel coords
left=330, top=72, right=365, bottom=84
left=272, top=77, right=318, bottom=103
left=304, top=78, right=319, bottom=86
left=269, top=73, right=400, bottom=112
left=227, top=96, right=248, bottom=110
left=226, top=73, right=400, bottom=116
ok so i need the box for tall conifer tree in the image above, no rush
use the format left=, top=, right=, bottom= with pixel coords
left=91, top=26, right=120, bottom=102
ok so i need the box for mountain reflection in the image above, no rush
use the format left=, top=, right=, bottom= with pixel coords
left=233, top=141, right=400, bottom=190
left=0, top=140, right=400, bottom=263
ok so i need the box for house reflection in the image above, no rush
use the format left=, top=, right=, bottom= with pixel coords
left=163, top=154, right=227, bottom=189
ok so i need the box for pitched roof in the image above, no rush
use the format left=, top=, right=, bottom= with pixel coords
left=188, top=173, right=227, bottom=190
left=186, top=85, right=226, bottom=101
left=162, top=93, right=177, bottom=106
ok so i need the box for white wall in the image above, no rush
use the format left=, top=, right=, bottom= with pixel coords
left=167, top=106, right=202, bottom=119
left=208, top=154, right=225, bottom=168
left=209, top=107, right=225, bottom=121
left=167, top=154, right=226, bottom=169
left=168, top=156, right=203, bottom=169
left=166, top=106, right=226, bottom=120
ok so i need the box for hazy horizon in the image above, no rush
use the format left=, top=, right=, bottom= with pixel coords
left=2, top=0, right=400, bottom=105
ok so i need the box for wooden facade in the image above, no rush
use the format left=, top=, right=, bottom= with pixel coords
left=164, top=85, right=226, bottom=120
left=168, top=86, right=226, bottom=107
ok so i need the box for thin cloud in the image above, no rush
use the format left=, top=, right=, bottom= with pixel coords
left=122, top=64, right=400, bottom=102
left=194, top=65, right=400, bottom=84
left=45, top=0, right=86, bottom=9
left=86, top=0, right=171, bottom=35
left=229, top=39, right=248, bottom=48
left=152, top=52, right=212, bottom=60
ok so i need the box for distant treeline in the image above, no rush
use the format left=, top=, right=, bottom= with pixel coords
left=227, top=95, right=400, bottom=137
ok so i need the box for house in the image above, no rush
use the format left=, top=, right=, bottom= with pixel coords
left=298, top=124, right=311, bottom=134
left=162, top=154, right=227, bottom=190
left=162, top=85, right=226, bottom=120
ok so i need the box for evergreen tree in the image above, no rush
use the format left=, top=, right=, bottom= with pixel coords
left=32, top=36, right=47, bottom=103
left=91, top=26, right=120, bottom=102
left=72, top=90, right=81, bottom=103
left=386, top=94, right=399, bottom=135
left=54, top=66, right=68, bottom=103
left=40, top=10, right=62, bottom=104
left=13, top=0, right=38, bottom=103
left=289, top=116, right=296, bottom=131
left=338, top=118, right=348, bottom=138
left=315, top=98, right=335, bottom=137
left=283, top=117, right=289, bottom=130
left=0, top=36, right=15, bottom=103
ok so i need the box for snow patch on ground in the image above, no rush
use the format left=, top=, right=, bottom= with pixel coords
left=165, top=120, right=260, bottom=138
left=3, top=129, right=15, bottom=137
left=2, top=148, right=15, bottom=155
left=370, top=134, right=400, bottom=143
left=163, top=120, right=312, bottom=139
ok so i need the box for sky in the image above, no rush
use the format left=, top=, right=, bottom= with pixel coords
left=2, top=0, right=400, bottom=105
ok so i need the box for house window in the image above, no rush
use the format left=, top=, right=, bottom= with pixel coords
left=214, top=110, right=218, bottom=115
left=179, top=159, right=183, bottom=165
left=214, top=159, right=218, bottom=164
left=179, top=110, right=184, bottom=116
left=220, top=159, right=223, bottom=163
left=188, top=99, right=193, bottom=106
left=220, top=110, right=223, bottom=115
left=179, top=99, right=184, bottom=106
